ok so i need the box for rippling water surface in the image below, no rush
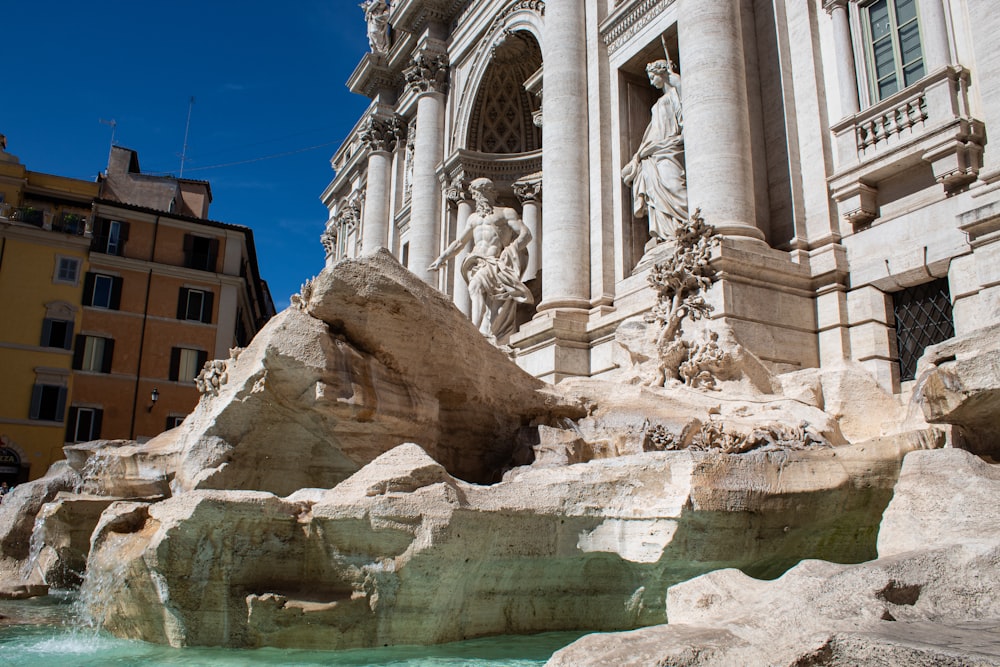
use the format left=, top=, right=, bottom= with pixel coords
left=0, top=593, right=583, bottom=667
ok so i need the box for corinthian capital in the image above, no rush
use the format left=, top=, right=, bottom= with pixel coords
left=360, top=114, right=405, bottom=153
left=513, top=178, right=542, bottom=203
left=404, top=52, right=450, bottom=95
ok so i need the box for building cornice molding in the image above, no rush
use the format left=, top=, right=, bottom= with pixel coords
left=600, top=0, right=678, bottom=55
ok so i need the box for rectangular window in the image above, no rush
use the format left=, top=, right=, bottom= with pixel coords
left=894, top=278, right=954, bottom=381
left=54, top=257, right=81, bottom=285
left=183, top=234, right=219, bottom=272
left=165, top=415, right=185, bottom=430
left=177, top=287, right=214, bottom=324
left=29, top=384, right=68, bottom=422
left=41, top=318, right=74, bottom=350
left=91, top=219, right=129, bottom=256
left=170, top=347, right=208, bottom=383
left=83, top=273, right=123, bottom=310
left=863, top=0, right=925, bottom=102
left=73, top=335, right=114, bottom=373
left=66, top=407, right=103, bottom=443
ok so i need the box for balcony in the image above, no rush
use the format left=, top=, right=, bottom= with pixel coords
left=829, top=66, right=986, bottom=226
left=0, top=205, right=89, bottom=236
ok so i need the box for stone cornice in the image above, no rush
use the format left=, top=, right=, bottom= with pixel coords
left=347, top=53, right=401, bottom=99
left=391, top=0, right=468, bottom=35
left=439, top=149, right=543, bottom=190
left=600, top=0, right=678, bottom=55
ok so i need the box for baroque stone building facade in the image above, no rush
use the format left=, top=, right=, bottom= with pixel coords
left=322, top=0, right=998, bottom=390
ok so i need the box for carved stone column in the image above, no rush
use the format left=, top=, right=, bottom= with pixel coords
left=824, top=0, right=860, bottom=117
left=513, top=177, right=542, bottom=283
left=918, top=0, right=951, bottom=71
left=445, top=182, right=473, bottom=316
left=360, top=114, right=404, bottom=253
left=538, top=0, right=590, bottom=311
left=404, top=52, right=449, bottom=284
left=677, top=0, right=763, bottom=240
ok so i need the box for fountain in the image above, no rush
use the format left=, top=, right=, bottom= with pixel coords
left=1, top=245, right=999, bottom=665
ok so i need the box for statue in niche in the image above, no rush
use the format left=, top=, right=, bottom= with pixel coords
left=621, top=56, right=688, bottom=243
left=360, top=0, right=390, bottom=54
left=429, top=178, right=534, bottom=342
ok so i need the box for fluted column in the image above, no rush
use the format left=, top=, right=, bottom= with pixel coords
left=360, top=114, right=403, bottom=253
left=678, top=0, right=762, bottom=240
left=825, top=0, right=860, bottom=117
left=513, top=178, right=542, bottom=282
left=918, top=0, right=951, bottom=70
left=538, top=0, right=590, bottom=311
left=404, top=52, right=449, bottom=284
left=445, top=184, right=473, bottom=316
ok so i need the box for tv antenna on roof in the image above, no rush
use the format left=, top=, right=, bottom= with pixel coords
left=179, top=96, right=195, bottom=178
left=99, top=118, right=117, bottom=147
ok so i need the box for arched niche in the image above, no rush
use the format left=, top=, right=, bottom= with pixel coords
left=466, top=31, right=542, bottom=155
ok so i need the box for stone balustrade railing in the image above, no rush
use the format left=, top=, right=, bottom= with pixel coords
left=854, top=91, right=929, bottom=154
left=829, top=66, right=986, bottom=226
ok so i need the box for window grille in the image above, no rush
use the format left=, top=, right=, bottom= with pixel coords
left=893, top=278, right=954, bottom=381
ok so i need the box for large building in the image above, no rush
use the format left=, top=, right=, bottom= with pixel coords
left=0, top=142, right=275, bottom=483
left=323, top=0, right=999, bottom=391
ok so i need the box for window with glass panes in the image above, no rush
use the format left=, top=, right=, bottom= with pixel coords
left=863, top=0, right=925, bottom=102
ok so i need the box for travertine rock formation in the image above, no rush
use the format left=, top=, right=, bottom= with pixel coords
left=546, top=448, right=1000, bottom=667
left=82, top=439, right=925, bottom=649
left=913, top=322, right=1000, bottom=458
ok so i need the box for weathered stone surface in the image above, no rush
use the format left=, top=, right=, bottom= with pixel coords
left=913, top=322, right=1000, bottom=457
left=305, top=250, right=577, bottom=477
left=83, top=437, right=924, bottom=649
left=24, top=493, right=119, bottom=588
left=0, top=462, right=80, bottom=582
left=546, top=448, right=1000, bottom=667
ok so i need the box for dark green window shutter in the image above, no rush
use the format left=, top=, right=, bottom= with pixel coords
left=110, top=277, right=123, bottom=310
left=202, top=291, right=214, bottom=324
left=169, top=348, right=181, bottom=381
left=66, top=407, right=79, bottom=441
left=82, top=273, right=96, bottom=307
left=102, top=338, right=115, bottom=374
left=62, top=320, right=74, bottom=350
left=55, top=387, right=67, bottom=423
left=196, top=350, right=208, bottom=374
left=29, top=385, right=43, bottom=419
left=177, top=288, right=189, bottom=319
left=92, top=409, right=104, bottom=440
left=72, top=335, right=85, bottom=370
left=40, top=319, right=52, bottom=347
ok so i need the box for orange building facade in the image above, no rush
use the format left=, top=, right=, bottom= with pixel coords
left=0, top=142, right=275, bottom=482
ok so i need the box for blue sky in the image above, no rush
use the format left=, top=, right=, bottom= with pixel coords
left=4, top=1, right=372, bottom=308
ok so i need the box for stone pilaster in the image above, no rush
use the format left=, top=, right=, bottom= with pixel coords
left=824, top=0, right=860, bottom=117
left=360, top=114, right=405, bottom=253
left=677, top=0, right=763, bottom=240
left=513, top=177, right=542, bottom=283
left=445, top=181, right=473, bottom=316
left=404, top=51, right=449, bottom=284
left=917, top=0, right=951, bottom=71
left=538, top=0, right=591, bottom=311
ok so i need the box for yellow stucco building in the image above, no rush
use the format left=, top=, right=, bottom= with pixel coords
left=0, top=138, right=98, bottom=482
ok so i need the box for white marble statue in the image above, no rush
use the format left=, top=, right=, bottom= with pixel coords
left=622, top=58, right=688, bottom=242
left=360, top=0, right=390, bottom=55
left=429, top=178, right=534, bottom=341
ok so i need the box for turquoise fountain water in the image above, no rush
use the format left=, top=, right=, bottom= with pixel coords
left=0, top=593, right=583, bottom=667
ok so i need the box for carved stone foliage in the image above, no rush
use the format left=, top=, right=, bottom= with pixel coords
left=404, top=53, right=449, bottom=95
left=644, top=209, right=720, bottom=386
left=360, top=114, right=405, bottom=154
left=196, top=360, right=229, bottom=396
left=643, top=419, right=830, bottom=454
